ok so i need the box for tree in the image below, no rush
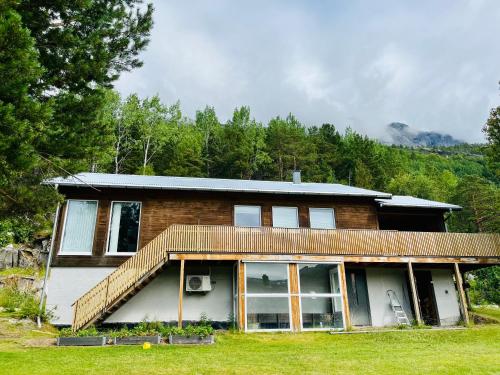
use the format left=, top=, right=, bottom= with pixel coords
left=0, top=1, right=153, bottom=218
left=483, top=106, right=500, bottom=177
left=265, top=114, right=312, bottom=181
left=449, top=176, right=500, bottom=233
left=195, top=106, right=221, bottom=177
left=213, top=107, right=270, bottom=179
left=0, top=4, right=55, bottom=224
left=126, top=95, right=178, bottom=175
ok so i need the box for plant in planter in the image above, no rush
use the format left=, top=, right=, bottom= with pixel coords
left=166, top=321, right=215, bottom=345
left=57, top=326, right=107, bottom=346
left=111, top=321, right=163, bottom=345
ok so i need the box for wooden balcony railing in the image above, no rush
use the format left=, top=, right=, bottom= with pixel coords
left=166, top=225, right=500, bottom=257
left=71, top=225, right=500, bottom=330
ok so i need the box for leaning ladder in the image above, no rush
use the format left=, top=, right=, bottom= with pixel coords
left=387, top=289, right=411, bottom=325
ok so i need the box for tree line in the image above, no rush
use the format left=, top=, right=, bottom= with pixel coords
left=0, top=1, right=498, bottom=241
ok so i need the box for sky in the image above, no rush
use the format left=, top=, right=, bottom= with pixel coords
left=116, top=0, right=500, bottom=143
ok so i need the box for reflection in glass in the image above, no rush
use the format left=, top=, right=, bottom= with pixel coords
left=247, top=297, right=290, bottom=330
left=246, top=263, right=288, bottom=294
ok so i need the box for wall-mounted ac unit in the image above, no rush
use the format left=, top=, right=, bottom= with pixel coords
left=186, top=275, right=212, bottom=292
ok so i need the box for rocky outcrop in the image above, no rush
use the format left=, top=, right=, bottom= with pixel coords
left=385, top=122, right=463, bottom=147
left=0, top=240, right=50, bottom=270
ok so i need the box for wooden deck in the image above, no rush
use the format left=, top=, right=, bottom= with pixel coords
left=71, top=225, right=500, bottom=331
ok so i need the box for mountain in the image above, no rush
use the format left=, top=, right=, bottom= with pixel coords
left=386, top=122, right=464, bottom=147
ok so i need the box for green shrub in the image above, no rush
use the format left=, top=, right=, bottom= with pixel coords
left=0, top=287, right=53, bottom=322
left=0, top=218, right=36, bottom=246
left=59, top=326, right=101, bottom=337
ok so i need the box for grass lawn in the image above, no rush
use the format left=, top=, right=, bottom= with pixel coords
left=473, top=306, right=500, bottom=322
left=0, top=323, right=499, bottom=375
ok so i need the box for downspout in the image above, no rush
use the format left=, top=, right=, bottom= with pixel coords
left=37, top=184, right=60, bottom=328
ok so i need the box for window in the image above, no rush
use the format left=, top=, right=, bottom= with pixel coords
left=245, top=263, right=290, bottom=330
left=60, top=200, right=98, bottom=254
left=107, top=202, right=141, bottom=254
left=309, top=208, right=336, bottom=229
left=234, top=205, right=261, bottom=227
left=272, top=207, right=299, bottom=228
left=298, top=263, right=344, bottom=330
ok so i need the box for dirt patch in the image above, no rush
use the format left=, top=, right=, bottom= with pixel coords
left=23, top=337, right=57, bottom=347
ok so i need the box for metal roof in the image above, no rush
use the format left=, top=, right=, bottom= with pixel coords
left=46, top=172, right=392, bottom=198
left=376, top=195, right=461, bottom=210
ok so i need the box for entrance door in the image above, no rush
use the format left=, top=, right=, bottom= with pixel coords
left=346, top=269, right=371, bottom=326
left=414, top=270, right=439, bottom=326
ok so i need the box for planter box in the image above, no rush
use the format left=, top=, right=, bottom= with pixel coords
left=57, top=336, right=107, bottom=346
left=168, top=334, right=214, bottom=345
left=113, top=335, right=162, bottom=345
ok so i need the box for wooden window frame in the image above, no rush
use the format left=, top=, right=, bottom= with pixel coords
left=243, top=262, right=292, bottom=332
left=296, top=262, right=345, bottom=331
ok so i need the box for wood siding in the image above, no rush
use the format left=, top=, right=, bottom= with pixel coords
left=53, top=187, right=379, bottom=267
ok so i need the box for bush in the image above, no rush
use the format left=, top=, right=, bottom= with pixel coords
left=59, top=326, right=101, bottom=337
left=0, top=218, right=36, bottom=246
left=0, top=287, right=53, bottom=322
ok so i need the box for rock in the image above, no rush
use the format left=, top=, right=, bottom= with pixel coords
left=0, top=239, right=50, bottom=270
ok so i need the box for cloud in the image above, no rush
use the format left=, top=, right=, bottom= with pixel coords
left=115, top=0, right=500, bottom=142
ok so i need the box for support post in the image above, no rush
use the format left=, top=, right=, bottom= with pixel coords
left=288, top=263, right=301, bottom=332
left=454, top=263, right=470, bottom=325
left=339, top=262, right=351, bottom=330
left=237, top=261, right=245, bottom=331
left=177, top=259, right=185, bottom=328
left=407, top=261, right=422, bottom=325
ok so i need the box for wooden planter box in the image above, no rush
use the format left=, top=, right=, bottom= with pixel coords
left=113, top=335, right=162, bottom=345
left=57, top=336, right=107, bottom=346
left=168, top=334, right=214, bottom=345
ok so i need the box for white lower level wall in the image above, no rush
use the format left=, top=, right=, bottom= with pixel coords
left=106, top=264, right=233, bottom=323
left=46, top=264, right=234, bottom=325
left=431, top=269, right=461, bottom=326
left=365, top=268, right=414, bottom=327
left=46, top=267, right=116, bottom=325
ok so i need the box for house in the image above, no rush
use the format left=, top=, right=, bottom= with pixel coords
left=43, top=172, right=500, bottom=332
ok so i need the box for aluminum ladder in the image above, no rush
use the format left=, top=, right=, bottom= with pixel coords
left=387, top=289, right=411, bottom=325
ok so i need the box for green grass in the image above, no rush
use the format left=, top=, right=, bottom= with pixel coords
left=473, top=306, right=500, bottom=322
left=0, top=325, right=499, bottom=374
left=0, top=267, right=43, bottom=278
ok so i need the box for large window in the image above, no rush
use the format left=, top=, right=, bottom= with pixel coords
left=245, top=263, right=290, bottom=330
left=234, top=205, right=261, bottom=227
left=272, top=207, right=299, bottom=228
left=107, top=201, right=141, bottom=254
left=60, top=200, right=98, bottom=254
left=298, top=263, right=344, bottom=330
left=309, top=208, right=336, bottom=229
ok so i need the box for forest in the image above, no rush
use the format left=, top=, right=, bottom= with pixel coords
left=0, top=1, right=498, bottom=302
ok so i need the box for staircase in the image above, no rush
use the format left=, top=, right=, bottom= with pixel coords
left=71, top=229, right=170, bottom=331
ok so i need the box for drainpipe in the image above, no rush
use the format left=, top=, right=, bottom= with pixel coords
left=37, top=184, right=60, bottom=328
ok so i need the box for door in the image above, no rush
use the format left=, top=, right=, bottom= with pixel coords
left=346, top=269, right=371, bottom=326
left=414, top=270, right=440, bottom=326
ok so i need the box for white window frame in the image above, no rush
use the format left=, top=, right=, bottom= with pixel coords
left=244, top=262, right=292, bottom=332
left=234, top=205, right=262, bottom=227
left=309, top=207, right=336, bottom=229
left=296, top=262, right=345, bottom=331
left=105, top=200, right=142, bottom=256
left=271, top=206, right=299, bottom=228
left=58, top=199, right=99, bottom=256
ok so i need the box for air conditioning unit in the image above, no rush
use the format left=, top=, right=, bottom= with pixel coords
left=185, top=275, right=212, bottom=292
